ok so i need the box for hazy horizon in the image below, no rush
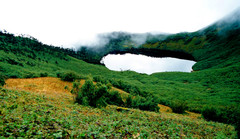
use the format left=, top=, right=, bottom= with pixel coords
left=1, top=0, right=240, bottom=48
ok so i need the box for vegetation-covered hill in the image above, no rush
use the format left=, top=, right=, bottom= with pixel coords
left=0, top=8, right=240, bottom=138
left=0, top=78, right=237, bottom=138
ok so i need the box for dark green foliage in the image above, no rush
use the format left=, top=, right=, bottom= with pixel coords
left=109, top=79, right=148, bottom=97
left=125, top=95, right=133, bottom=107
left=70, top=81, right=80, bottom=94
left=93, top=75, right=109, bottom=84
left=202, top=106, right=240, bottom=124
left=24, top=72, right=37, bottom=78
left=202, top=107, right=219, bottom=121
left=94, top=76, right=151, bottom=98
left=125, top=95, right=159, bottom=112
left=76, top=80, right=108, bottom=108
left=170, top=101, right=188, bottom=114
left=40, top=72, right=48, bottom=77
left=74, top=80, right=159, bottom=111
left=60, top=72, right=78, bottom=82
left=107, top=90, right=124, bottom=106
left=0, top=74, right=5, bottom=86
left=202, top=106, right=240, bottom=137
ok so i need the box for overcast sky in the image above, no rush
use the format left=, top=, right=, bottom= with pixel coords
left=1, top=0, right=240, bottom=48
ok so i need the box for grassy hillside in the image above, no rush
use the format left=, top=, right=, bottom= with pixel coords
left=0, top=9, right=240, bottom=137
left=0, top=78, right=237, bottom=138
left=1, top=28, right=239, bottom=109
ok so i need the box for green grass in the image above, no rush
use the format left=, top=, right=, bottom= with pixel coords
left=0, top=88, right=237, bottom=138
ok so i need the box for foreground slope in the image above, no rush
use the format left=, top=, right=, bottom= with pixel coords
left=0, top=78, right=237, bottom=138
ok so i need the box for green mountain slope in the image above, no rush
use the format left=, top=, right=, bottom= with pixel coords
left=72, top=9, right=240, bottom=71
left=0, top=8, right=240, bottom=137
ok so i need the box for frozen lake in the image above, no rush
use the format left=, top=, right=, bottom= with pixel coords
left=101, top=53, right=196, bottom=74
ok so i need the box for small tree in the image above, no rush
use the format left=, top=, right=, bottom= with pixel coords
left=71, top=81, right=80, bottom=94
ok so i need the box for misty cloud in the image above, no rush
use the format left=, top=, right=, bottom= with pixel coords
left=1, top=0, right=239, bottom=48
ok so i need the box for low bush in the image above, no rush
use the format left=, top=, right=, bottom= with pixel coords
left=202, top=107, right=219, bottom=121
left=70, top=81, right=80, bottom=94
left=93, top=75, right=108, bottom=84
left=125, top=95, right=159, bottom=112
left=40, top=72, right=48, bottom=77
left=170, top=101, right=188, bottom=114
left=93, top=77, right=152, bottom=98
left=74, top=79, right=159, bottom=112
left=109, top=79, right=149, bottom=97
left=107, top=90, right=124, bottom=106
left=24, top=72, right=37, bottom=78
left=76, top=80, right=109, bottom=108
left=59, top=72, right=78, bottom=82
left=202, top=106, right=240, bottom=137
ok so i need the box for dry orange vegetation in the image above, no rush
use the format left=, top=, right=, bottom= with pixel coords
left=4, top=77, right=201, bottom=119
left=158, top=104, right=172, bottom=113
left=4, top=77, right=129, bottom=102
left=5, top=77, right=72, bottom=97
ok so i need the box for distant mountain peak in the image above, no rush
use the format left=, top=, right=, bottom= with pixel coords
left=217, top=7, right=240, bottom=26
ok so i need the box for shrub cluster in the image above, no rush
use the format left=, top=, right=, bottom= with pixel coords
left=202, top=106, right=240, bottom=137
left=75, top=80, right=122, bottom=108
left=169, top=101, right=188, bottom=114
left=57, top=72, right=78, bottom=82
left=23, top=72, right=37, bottom=78
left=93, top=76, right=150, bottom=97
left=73, top=79, right=159, bottom=112
left=125, top=95, right=160, bottom=112
left=40, top=72, right=48, bottom=77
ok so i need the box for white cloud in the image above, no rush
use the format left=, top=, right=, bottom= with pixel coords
left=0, top=0, right=239, bottom=48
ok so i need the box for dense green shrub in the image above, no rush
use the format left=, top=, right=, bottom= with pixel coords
left=60, top=72, right=78, bottom=82
left=56, top=72, right=62, bottom=78
left=125, top=95, right=133, bottom=107
left=202, top=106, right=240, bottom=137
left=71, top=81, right=80, bottom=94
left=76, top=80, right=108, bottom=108
left=170, top=101, right=188, bottom=114
left=202, top=107, right=219, bottom=121
left=93, top=75, right=108, bottom=84
left=139, top=96, right=160, bottom=112
left=125, top=95, right=159, bottom=112
left=40, top=72, right=48, bottom=77
left=94, top=77, right=150, bottom=97
left=74, top=79, right=159, bottom=112
left=24, top=72, right=37, bottom=78
left=0, top=75, right=5, bottom=86
left=106, top=90, right=124, bottom=106
left=109, top=79, right=149, bottom=97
